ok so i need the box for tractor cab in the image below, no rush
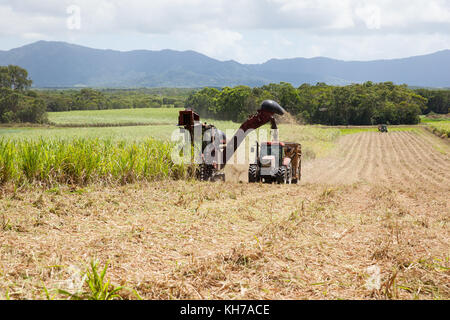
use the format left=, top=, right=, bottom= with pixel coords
left=258, top=142, right=285, bottom=170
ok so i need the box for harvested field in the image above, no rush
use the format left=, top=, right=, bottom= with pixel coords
left=0, top=129, right=448, bottom=300
left=303, top=130, right=450, bottom=188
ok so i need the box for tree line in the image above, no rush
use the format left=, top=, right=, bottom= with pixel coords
left=1, top=65, right=449, bottom=125
left=0, top=65, right=47, bottom=123
left=42, top=88, right=192, bottom=112
left=414, top=88, right=449, bottom=115
left=0, top=65, right=193, bottom=124
left=185, top=82, right=449, bottom=125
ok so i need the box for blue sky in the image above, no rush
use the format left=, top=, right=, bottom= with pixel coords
left=1, top=0, right=449, bottom=63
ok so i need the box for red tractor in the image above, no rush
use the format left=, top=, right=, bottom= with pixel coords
left=249, top=141, right=302, bottom=184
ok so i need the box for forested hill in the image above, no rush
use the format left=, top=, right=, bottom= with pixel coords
left=0, top=41, right=450, bottom=88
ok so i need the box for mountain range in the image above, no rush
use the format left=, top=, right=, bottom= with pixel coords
left=0, top=41, right=449, bottom=88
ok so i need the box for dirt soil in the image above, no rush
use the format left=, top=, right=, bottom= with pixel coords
left=0, top=130, right=448, bottom=300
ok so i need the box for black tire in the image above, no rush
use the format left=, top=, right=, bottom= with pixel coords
left=276, top=166, right=287, bottom=184
left=248, top=165, right=259, bottom=183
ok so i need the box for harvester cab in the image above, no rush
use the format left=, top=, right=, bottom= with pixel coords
left=249, top=141, right=302, bottom=184
left=178, top=109, right=227, bottom=181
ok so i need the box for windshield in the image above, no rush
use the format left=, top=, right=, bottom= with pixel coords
left=260, top=145, right=281, bottom=158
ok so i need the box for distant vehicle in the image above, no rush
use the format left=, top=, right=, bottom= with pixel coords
left=378, top=124, right=388, bottom=133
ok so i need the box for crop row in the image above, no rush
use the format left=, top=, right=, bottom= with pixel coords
left=0, top=138, right=190, bottom=187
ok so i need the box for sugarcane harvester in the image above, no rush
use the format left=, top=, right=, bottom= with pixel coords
left=177, top=100, right=302, bottom=184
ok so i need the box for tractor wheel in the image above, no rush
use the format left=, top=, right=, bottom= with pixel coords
left=248, top=165, right=259, bottom=183
left=276, top=166, right=288, bottom=184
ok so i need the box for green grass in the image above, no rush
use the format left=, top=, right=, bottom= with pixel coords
left=421, top=118, right=450, bottom=123
left=47, top=107, right=241, bottom=129
left=420, top=114, right=450, bottom=137
left=2, top=108, right=185, bottom=142
left=278, top=125, right=341, bottom=159
left=56, top=261, right=128, bottom=300
left=420, top=114, right=450, bottom=123
left=0, top=122, right=244, bottom=143
left=0, top=125, right=178, bottom=142
left=0, top=138, right=189, bottom=187
left=340, top=127, right=420, bottom=135
left=427, top=122, right=450, bottom=137
left=48, top=108, right=183, bottom=126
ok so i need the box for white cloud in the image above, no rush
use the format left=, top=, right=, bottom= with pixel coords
left=0, top=0, right=449, bottom=62
left=272, top=0, right=355, bottom=29
left=355, top=4, right=381, bottom=30
left=179, top=28, right=244, bottom=61
left=3, top=0, right=449, bottom=34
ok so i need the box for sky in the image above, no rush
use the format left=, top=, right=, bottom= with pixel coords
left=0, top=0, right=449, bottom=64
